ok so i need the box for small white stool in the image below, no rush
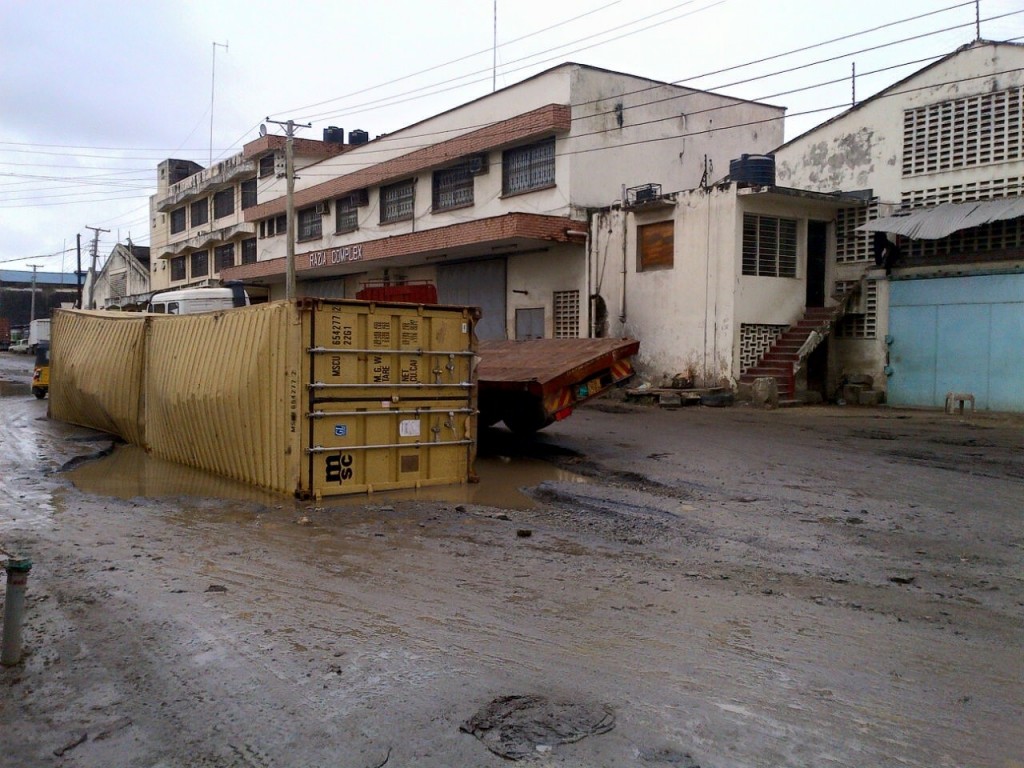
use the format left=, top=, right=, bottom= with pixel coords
left=944, top=392, right=975, bottom=415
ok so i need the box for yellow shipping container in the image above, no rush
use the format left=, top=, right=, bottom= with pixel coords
left=49, top=299, right=477, bottom=498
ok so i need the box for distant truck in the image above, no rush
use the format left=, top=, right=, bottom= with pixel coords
left=28, top=318, right=50, bottom=352
left=148, top=283, right=249, bottom=315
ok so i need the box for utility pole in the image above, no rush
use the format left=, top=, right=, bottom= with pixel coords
left=264, top=117, right=310, bottom=300
left=210, top=41, right=229, bottom=167
left=75, top=233, right=83, bottom=308
left=26, top=264, right=41, bottom=322
left=85, top=225, right=109, bottom=310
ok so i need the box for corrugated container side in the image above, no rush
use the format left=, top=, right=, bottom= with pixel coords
left=145, top=302, right=303, bottom=494
left=48, top=310, right=148, bottom=444
left=302, top=300, right=477, bottom=497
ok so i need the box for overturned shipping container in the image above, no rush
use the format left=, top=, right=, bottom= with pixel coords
left=49, top=299, right=477, bottom=497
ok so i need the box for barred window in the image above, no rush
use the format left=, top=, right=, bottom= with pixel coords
left=336, top=196, right=359, bottom=233
left=432, top=164, right=474, bottom=211
left=241, top=238, right=257, bottom=265
left=213, top=188, right=235, bottom=219
left=903, top=86, right=1024, bottom=176
left=381, top=179, right=414, bottom=223
left=170, top=207, right=186, bottom=234
left=298, top=206, right=322, bottom=240
left=836, top=202, right=880, bottom=263
left=553, top=290, right=580, bottom=338
left=742, top=214, right=797, bottom=277
left=190, top=250, right=209, bottom=278
left=190, top=198, right=208, bottom=227
left=241, top=178, right=257, bottom=209
left=215, top=243, right=235, bottom=272
left=259, top=154, right=275, bottom=178
left=835, top=279, right=878, bottom=339
left=503, top=137, right=556, bottom=195
left=170, top=256, right=186, bottom=281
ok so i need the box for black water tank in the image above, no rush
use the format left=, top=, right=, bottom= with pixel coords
left=349, top=129, right=369, bottom=145
left=323, top=126, right=345, bottom=143
left=729, top=154, right=776, bottom=186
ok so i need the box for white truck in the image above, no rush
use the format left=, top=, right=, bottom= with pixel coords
left=28, top=318, right=50, bottom=352
left=148, top=283, right=249, bottom=315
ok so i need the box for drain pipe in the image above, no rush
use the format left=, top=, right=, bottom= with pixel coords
left=2, top=557, right=32, bottom=666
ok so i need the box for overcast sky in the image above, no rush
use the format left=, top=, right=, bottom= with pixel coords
left=1, top=0, right=1021, bottom=274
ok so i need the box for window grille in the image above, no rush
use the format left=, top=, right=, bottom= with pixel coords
left=503, top=137, right=556, bottom=195
left=259, top=155, right=275, bottom=178
left=432, top=164, right=474, bottom=211
left=170, top=256, right=186, bottom=281
left=834, top=280, right=877, bottom=339
left=740, top=324, right=786, bottom=373
left=904, top=217, right=1024, bottom=261
left=742, top=214, right=797, bottom=277
left=190, top=250, right=209, bottom=278
left=901, top=176, right=1024, bottom=208
left=190, top=199, right=208, bottom=228
left=241, top=238, right=257, bottom=265
left=110, top=272, right=127, bottom=298
left=215, top=243, right=235, bottom=272
left=553, top=290, right=580, bottom=338
left=902, top=86, right=1023, bottom=176
left=836, top=201, right=880, bottom=263
left=298, top=207, right=322, bottom=240
left=213, top=188, right=235, bottom=219
left=170, top=207, right=186, bottom=235
left=336, top=196, right=359, bottom=233
left=381, top=180, right=414, bottom=223
left=241, top=178, right=257, bottom=209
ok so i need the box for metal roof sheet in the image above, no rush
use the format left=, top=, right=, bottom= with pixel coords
left=857, top=197, right=1024, bottom=239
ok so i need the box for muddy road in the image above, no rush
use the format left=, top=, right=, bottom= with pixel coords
left=1, top=351, right=1022, bottom=767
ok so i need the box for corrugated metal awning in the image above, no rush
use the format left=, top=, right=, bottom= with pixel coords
left=857, top=197, right=1024, bottom=239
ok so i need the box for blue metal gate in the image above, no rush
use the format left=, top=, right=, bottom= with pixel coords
left=888, top=274, right=1024, bottom=411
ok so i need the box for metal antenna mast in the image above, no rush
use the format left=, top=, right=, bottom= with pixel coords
left=210, top=41, right=229, bottom=167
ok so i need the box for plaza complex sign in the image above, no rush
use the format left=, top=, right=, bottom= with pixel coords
left=308, top=244, right=363, bottom=268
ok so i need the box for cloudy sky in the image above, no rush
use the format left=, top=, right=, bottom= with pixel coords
left=1, top=0, right=1021, bottom=274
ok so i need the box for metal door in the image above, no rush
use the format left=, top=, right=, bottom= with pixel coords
left=437, top=259, right=507, bottom=340
left=515, top=307, right=544, bottom=339
left=888, top=274, right=1024, bottom=410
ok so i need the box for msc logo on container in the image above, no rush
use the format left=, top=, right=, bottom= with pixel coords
left=326, top=453, right=355, bottom=484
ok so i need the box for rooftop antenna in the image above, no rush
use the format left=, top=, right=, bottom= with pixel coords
left=975, top=0, right=981, bottom=40
left=492, top=0, right=497, bottom=92
left=210, top=41, right=229, bottom=167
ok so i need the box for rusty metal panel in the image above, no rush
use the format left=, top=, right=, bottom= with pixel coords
left=145, top=302, right=303, bottom=495
left=477, top=338, right=640, bottom=393
left=48, top=310, right=148, bottom=445
left=302, top=299, right=477, bottom=497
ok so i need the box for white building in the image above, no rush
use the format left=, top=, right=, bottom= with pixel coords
left=224, top=63, right=785, bottom=340
left=83, top=242, right=151, bottom=310
left=774, top=40, right=1024, bottom=410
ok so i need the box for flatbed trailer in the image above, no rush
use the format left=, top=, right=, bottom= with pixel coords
left=477, top=337, right=639, bottom=433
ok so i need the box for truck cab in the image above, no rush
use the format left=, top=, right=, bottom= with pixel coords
left=148, top=283, right=249, bottom=315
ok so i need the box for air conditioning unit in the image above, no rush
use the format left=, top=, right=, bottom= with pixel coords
left=316, top=201, right=330, bottom=216
left=349, top=188, right=369, bottom=207
left=634, top=185, right=659, bottom=203
left=467, top=154, right=489, bottom=175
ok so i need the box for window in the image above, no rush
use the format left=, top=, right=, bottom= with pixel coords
left=553, top=290, right=580, bottom=338
left=298, top=206, right=322, bottom=240
left=215, top=243, right=235, bottom=272
left=502, top=137, right=556, bottom=195
left=742, top=214, right=797, bottom=277
left=259, top=214, right=287, bottom=238
left=241, top=178, right=257, bottom=209
left=170, top=207, right=186, bottom=234
left=432, top=163, right=474, bottom=211
left=259, top=154, right=275, bottom=178
left=637, top=221, right=674, bottom=271
left=381, top=179, right=414, bottom=223
left=336, top=196, right=359, bottom=233
left=170, top=256, right=186, bottom=281
left=190, top=199, right=208, bottom=228
left=190, top=250, right=209, bottom=278
left=213, top=188, right=235, bottom=219
left=241, top=238, right=257, bottom=265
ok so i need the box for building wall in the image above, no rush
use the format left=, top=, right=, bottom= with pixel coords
left=506, top=245, right=587, bottom=338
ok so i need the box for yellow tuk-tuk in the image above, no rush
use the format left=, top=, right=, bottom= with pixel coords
left=32, top=341, right=49, bottom=399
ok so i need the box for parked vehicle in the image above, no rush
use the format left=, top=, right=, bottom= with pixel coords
left=148, top=283, right=249, bottom=315
left=9, top=339, right=31, bottom=354
left=28, top=318, right=50, bottom=353
left=32, top=341, right=49, bottom=399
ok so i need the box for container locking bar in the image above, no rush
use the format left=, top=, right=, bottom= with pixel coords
left=308, top=407, right=475, bottom=419
left=307, top=439, right=474, bottom=454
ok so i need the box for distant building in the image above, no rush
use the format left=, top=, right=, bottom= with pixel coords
left=0, top=269, right=79, bottom=333
left=82, top=242, right=152, bottom=310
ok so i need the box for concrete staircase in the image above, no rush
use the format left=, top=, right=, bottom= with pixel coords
left=739, top=276, right=867, bottom=405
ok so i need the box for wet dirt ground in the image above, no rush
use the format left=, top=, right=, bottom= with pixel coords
left=1, top=352, right=1022, bottom=767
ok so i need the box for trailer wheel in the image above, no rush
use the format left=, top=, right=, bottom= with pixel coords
left=32, top=387, right=46, bottom=400
left=502, top=401, right=550, bottom=435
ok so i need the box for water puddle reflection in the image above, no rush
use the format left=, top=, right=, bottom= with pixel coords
left=67, top=444, right=587, bottom=509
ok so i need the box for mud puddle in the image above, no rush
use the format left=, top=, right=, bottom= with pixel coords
left=0, top=381, right=31, bottom=396
left=67, top=443, right=588, bottom=509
